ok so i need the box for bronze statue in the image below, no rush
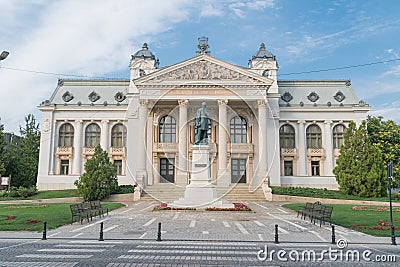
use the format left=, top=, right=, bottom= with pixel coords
left=194, top=102, right=210, bottom=145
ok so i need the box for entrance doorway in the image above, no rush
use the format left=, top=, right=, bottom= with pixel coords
left=160, top=158, right=175, bottom=183
left=231, top=158, right=246, bottom=183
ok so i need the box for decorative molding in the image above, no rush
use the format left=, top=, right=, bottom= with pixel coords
left=42, top=119, right=50, bottom=133
left=114, top=92, right=126, bottom=102
left=257, top=100, right=267, bottom=107
left=178, top=99, right=189, bottom=106
left=217, top=99, right=228, bottom=106
left=62, top=91, right=74, bottom=102
left=140, top=90, right=160, bottom=96
left=146, top=60, right=258, bottom=82
left=333, top=91, right=345, bottom=102
left=307, top=92, right=319, bottom=102
left=246, top=90, right=264, bottom=96
left=88, top=91, right=100, bottom=102
left=281, top=91, right=293, bottom=102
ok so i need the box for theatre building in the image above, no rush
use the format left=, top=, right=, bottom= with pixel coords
left=37, top=38, right=369, bottom=200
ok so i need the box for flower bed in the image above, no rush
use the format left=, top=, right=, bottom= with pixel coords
left=205, top=203, right=252, bottom=211
left=153, top=202, right=252, bottom=211
left=153, top=203, right=196, bottom=211
left=352, top=205, right=400, bottom=212
left=351, top=219, right=400, bottom=231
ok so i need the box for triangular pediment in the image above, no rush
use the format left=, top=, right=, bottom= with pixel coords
left=134, top=54, right=273, bottom=86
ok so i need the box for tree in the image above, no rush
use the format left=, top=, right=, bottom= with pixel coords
left=0, top=118, right=7, bottom=176
left=6, top=114, right=40, bottom=187
left=333, top=121, right=386, bottom=197
left=366, top=116, right=400, bottom=187
left=74, top=145, right=118, bottom=201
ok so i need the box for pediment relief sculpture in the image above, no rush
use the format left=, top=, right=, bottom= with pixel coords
left=146, top=60, right=259, bottom=83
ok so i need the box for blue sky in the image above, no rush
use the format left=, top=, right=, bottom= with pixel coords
left=1, top=0, right=400, bottom=133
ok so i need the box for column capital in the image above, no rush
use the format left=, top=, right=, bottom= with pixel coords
left=178, top=99, right=189, bottom=106
left=74, top=119, right=83, bottom=124
left=218, top=99, right=228, bottom=106
left=139, top=99, right=149, bottom=106
left=101, top=119, right=109, bottom=124
left=297, top=120, right=306, bottom=124
left=324, top=120, right=333, bottom=125
left=257, top=99, right=267, bottom=107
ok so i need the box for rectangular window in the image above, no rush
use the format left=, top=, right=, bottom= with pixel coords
left=114, top=160, right=123, bottom=175
left=311, top=161, right=320, bottom=176
left=60, top=160, right=69, bottom=175
left=284, top=161, right=293, bottom=176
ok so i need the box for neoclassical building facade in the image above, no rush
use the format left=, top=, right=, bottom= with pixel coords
left=37, top=39, right=370, bottom=194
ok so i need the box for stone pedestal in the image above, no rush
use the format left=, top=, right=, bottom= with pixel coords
left=170, top=145, right=234, bottom=209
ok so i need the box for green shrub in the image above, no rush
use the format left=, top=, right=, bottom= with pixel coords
left=112, top=185, right=136, bottom=194
left=2, top=186, right=38, bottom=198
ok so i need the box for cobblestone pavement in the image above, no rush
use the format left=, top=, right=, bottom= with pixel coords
left=0, top=201, right=398, bottom=266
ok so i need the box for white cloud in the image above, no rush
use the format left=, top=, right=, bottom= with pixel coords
left=369, top=105, right=400, bottom=123
left=381, top=65, right=400, bottom=77
left=0, top=0, right=194, bottom=133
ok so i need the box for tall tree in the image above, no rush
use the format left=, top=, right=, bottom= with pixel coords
left=0, top=118, right=7, bottom=176
left=6, top=114, right=40, bottom=187
left=334, top=121, right=386, bottom=197
left=366, top=116, right=400, bottom=186
left=74, top=145, right=118, bottom=201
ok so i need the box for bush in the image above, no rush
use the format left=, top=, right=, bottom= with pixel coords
left=2, top=186, right=38, bottom=198
left=74, top=146, right=118, bottom=201
left=112, top=185, right=136, bottom=194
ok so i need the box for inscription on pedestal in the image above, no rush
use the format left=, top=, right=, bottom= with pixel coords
left=194, top=164, right=207, bottom=168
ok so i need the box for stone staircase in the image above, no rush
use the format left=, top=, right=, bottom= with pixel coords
left=140, top=183, right=266, bottom=203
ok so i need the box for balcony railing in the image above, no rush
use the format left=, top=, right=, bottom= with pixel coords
left=56, top=146, right=73, bottom=155
left=307, top=148, right=325, bottom=156
left=281, top=147, right=297, bottom=156
left=110, top=146, right=125, bottom=156
left=83, top=147, right=96, bottom=155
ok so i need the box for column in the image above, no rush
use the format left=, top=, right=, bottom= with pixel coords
left=176, top=99, right=189, bottom=185
left=48, top=120, right=57, bottom=175
left=297, top=120, right=307, bottom=176
left=72, top=120, right=83, bottom=175
left=100, top=120, right=109, bottom=151
left=324, top=120, right=334, bottom=176
left=137, top=100, right=148, bottom=174
left=217, top=99, right=229, bottom=186
left=256, top=100, right=268, bottom=182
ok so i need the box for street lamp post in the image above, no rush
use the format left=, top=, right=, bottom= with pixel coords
left=387, top=161, right=397, bottom=245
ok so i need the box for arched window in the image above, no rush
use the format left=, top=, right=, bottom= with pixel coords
left=306, top=124, right=322, bottom=148
left=59, top=123, right=74, bottom=147
left=279, top=124, right=295, bottom=148
left=111, top=124, right=126, bottom=147
left=85, top=123, right=101, bottom=147
left=333, top=124, right=346, bottom=149
left=230, top=116, right=247, bottom=143
left=159, top=116, right=176, bottom=143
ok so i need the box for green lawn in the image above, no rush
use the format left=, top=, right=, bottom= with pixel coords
left=283, top=203, right=400, bottom=237
left=0, top=202, right=124, bottom=231
left=0, top=189, right=80, bottom=201
left=272, top=186, right=400, bottom=202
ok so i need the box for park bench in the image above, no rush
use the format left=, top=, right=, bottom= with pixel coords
left=312, top=205, right=333, bottom=227
left=90, top=200, right=108, bottom=217
left=70, top=201, right=108, bottom=224
left=298, top=201, right=322, bottom=220
left=70, top=203, right=91, bottom=224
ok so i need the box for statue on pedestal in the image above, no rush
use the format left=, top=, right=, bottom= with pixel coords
left=194, top=102, right=210, bottom=145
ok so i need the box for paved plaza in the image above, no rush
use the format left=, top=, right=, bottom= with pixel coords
left=0, top=201, right=398, bottom=266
